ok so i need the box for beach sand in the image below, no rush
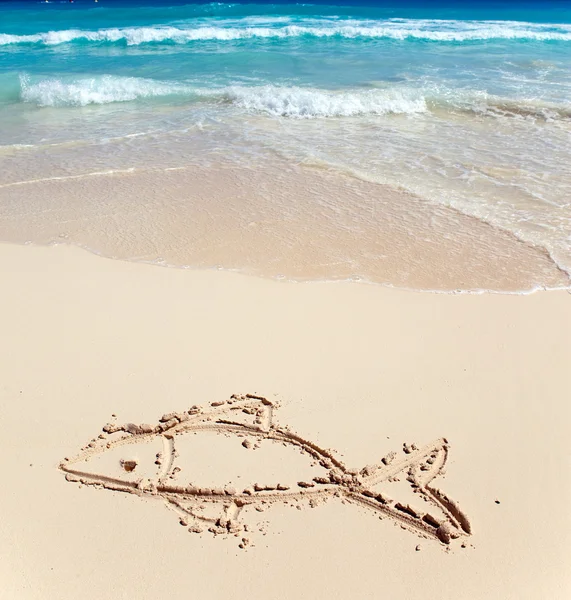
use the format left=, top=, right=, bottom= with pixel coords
left=0, top=242, right=570, bottom=600
left=2, top=163, right=568, bottom=292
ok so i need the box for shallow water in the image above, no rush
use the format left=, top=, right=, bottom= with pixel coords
left=1, top=1, right=570, bottom=291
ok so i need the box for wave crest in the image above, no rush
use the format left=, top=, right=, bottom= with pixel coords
left=18, top=75, right=428, bottom=116
left=19, top=74, right=193, bottom=107
left=2, top=19, right=571, bottom=46
left=221, top=85, right=427, bottom=117
left=15, top=75, right=571, bottom=123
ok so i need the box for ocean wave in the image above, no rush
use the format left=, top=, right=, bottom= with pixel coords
left=17, top=75, right=428, bottom=115
left=453, top=97, right=571, bottom=121
left=16, top=75, right=571, bottom=122
left=426, top=88, right=571, bottom=121
left=19, top=74, right=195, bottom=107
left=2, top=19, right=571, bottom=46
left=221, top=85, right=428, bottom=117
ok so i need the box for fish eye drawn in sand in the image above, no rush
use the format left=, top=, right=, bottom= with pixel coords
left=59, top=394, right=472, bottom=548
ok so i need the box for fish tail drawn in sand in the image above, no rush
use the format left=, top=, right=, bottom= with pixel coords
left=60, top=394, right=472, bottom=547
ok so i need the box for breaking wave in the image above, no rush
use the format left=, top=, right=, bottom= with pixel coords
left=2, top=19, right=571, bottom=46
left=16, top=75, right=428, bottom=115
left=222, top=85, right=428, bottom=117
left=19, top=74, right=195, bottom=107
left=15, top=75, right=571, bottom=122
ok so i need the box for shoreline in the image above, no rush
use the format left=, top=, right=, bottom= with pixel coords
left=6, top=240, right=571, bottom=297
left=1, top=242, right=569, bottom=600
left=1, top=160, right=569, bottom=294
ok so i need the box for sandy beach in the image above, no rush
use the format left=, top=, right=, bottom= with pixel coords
left=1, top=242, right=569, bottom=600
left=2, top=1, right=571, bottom=597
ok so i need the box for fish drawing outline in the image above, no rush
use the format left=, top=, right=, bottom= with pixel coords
left=60, top=394, right=472, bottom=546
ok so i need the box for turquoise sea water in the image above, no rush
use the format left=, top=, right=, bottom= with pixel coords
left=1, top=1, right=570, bottom=289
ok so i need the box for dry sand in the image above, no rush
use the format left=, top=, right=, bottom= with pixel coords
left=0, top=242, right=570, bottom=600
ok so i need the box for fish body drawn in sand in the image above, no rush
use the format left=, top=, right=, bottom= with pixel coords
left=60, top=394, right=472, bottom=546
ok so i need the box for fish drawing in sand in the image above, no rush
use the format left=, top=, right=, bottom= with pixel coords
left=60, top=394, right=472, bottom=546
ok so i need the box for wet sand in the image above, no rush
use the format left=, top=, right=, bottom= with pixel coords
left=1, top=163, right=569, bottom=292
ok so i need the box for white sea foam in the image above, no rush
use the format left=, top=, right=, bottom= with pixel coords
left=2, top=19, right=571, bottom=46
left=18, top=75, right=571, bottom=123
left=221, top=85, right=428, bottom=117
left=18, top=75, right=428, bottom=116
left=19, top=74, right=193, bottom=107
